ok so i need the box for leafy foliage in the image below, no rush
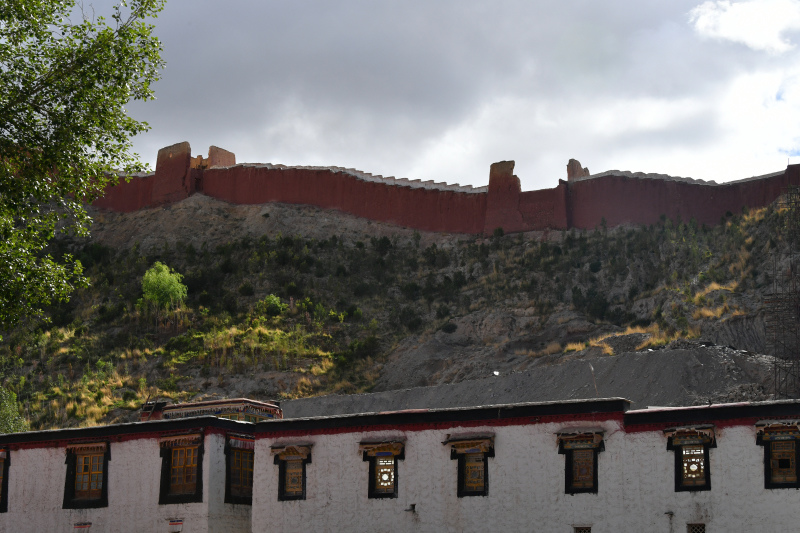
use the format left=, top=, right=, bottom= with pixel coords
left=0, top=387, right=28, bottom=433
left=0, top=0, right=165, bottom=334
left=142, top=262, right=187, bottom=310
left=254, top=294, right=288, bottom=317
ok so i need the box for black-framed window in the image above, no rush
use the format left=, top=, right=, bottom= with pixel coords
left=558, top=433, right=604, bottom=494
left=361, top=442, right=404, bottom=499
left=273, top=445, right=311, bottom=501
left=0, top=449, right=9, bottom=513
left=446, top=438, right=494, bottom=498
left=225, top=436, right=254, bottom=505
left=63, top=443, right=110, bottom=509
left=757, top=425, right=800, bottom=489
left=666, top=430, right=714, bottom=492
left=159, top=435, right=204, bottom=505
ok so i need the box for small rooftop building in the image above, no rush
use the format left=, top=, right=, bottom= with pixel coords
left=140, top=398, right=282, bottom=423
left=1, top=397, right=800, bottom=532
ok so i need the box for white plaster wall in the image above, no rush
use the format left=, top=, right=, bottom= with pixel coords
left=0, top=432, right=249, bottom=533
left=252, top=421, right=800, bottom=532
left=6, top=418, right=800, bottom=532
left=252, top=419, right=628, bottom=533
left=624, top=425, right=800, bottom=533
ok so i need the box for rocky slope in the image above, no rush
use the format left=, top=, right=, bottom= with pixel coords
left=0, top=194, right=786, bottom=428
left=284, top=338, right=772, bottom=418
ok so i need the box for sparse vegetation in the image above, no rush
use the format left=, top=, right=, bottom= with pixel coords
left=0, top=203, right=786, bottom=430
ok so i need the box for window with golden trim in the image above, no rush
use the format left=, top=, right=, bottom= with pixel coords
left=665, top=427, right=714, bottom=492
left=757, top=423, right=800, bottom=489
left=557, top=431, right=604, bottom=494
left=225, top=436, right=255, bottom=505
left=159, top=434, right=203, bottom=505
left=74, top=453, right=104, bottom=500
left=63, top=443, right=109, bottom=509
left=170, top=446, right=198, bottom=495
left=445, top=436, right=493, bottom=497
left=272, top=445, right=311, bottom=501
left=361, top=441, right=404, bottom=499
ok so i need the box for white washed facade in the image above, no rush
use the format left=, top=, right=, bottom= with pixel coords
left=1, top=398, right=799, bottom=532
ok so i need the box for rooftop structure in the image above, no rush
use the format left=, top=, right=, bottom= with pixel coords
left=140, top=398, right=282, bottom=423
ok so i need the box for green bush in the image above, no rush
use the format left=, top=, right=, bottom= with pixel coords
left=142, top=262, right=187, bottom=310
left=254, top=295, right=287, bottom=317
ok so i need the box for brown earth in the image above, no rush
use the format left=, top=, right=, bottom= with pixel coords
left=86, top=195, right=778, bottom=417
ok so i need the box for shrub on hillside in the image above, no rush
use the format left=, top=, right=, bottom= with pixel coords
left=254, top=295, right=287, bottom=317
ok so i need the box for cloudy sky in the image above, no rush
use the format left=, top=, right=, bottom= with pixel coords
left=110, top=0, right=800, bottom=190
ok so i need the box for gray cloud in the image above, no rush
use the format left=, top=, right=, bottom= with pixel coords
left=107, top=0, right=800, bottom=188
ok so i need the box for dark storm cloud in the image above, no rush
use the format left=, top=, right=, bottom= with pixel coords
left=101, top=0, right=800, bottom=187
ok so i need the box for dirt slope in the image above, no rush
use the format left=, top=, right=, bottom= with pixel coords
left=283, top=340, right=772, bottom=418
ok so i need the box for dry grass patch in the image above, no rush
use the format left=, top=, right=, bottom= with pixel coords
left=587, top=334, right=614, bottom=356
left=692, top=305, right=729, bottom=320
left=564, top=341, right=586, bottom=353
left=310, top=358, right=334, bottom=376
left=634, top=324, right=701, bottom=350
left=693, top=282, right=737, bottom=305
left=531, top=342, right=561, bottom=357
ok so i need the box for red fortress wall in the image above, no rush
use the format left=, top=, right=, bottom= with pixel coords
left=92, top=141, right=800, bottom=234
left=202, top=165, right=487, bottom=234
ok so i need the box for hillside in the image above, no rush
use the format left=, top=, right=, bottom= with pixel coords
left=0, top=194, right=784, bottom=429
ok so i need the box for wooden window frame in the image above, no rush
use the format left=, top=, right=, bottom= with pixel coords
left=558, top=432, right=604, bottom=495
left=225, top=437, right=255, bottom=505
left=273, top=445, right=311, bottom=502
left=0, top=450, right=9, bottom=513
left=159, top=436, right=204, bottom=505
left=666, top=430, right=714, bottom=493
left=63, top=443, right=110, bottom=509
left=756, top=425, right=800, bottom=489
left=361, top=442, right=404, bottom=499
left=446, top=437, right=493, bottom=498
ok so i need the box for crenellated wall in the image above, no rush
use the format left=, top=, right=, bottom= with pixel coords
left=566, top=168, right=798, bottom=229
left=92, top=142, right=800, bottom=234
left=202, top=165, right=487, bottom=234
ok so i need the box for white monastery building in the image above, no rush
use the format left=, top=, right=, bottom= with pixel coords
left=0, top=397, right=799, bottom=532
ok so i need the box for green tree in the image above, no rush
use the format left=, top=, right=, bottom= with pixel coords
left=0, top=0, right=165, bottom=335
left=0, top=387, right=28, bottom=434
left=142, top=261, right=187, bottom=310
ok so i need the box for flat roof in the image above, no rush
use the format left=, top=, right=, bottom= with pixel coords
left=4, top=398, right=800, bottom=446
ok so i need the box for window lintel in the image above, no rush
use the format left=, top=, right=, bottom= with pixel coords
left=66, top=442, right=107, bottom=454
left=227, top=434, right=255, bottom=450
left=756, top=421, right=800, bottom=443
left=159, top=433, right=202, bottom=448
left=443, top=434, right=494, bottom=454
left=359, top=440, right=405, bottom=457
left=556, top=429, right=604, bottom=452
left=271, top=444, right=312, bottom=461
left=664, top=425, right=715, bottom=448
